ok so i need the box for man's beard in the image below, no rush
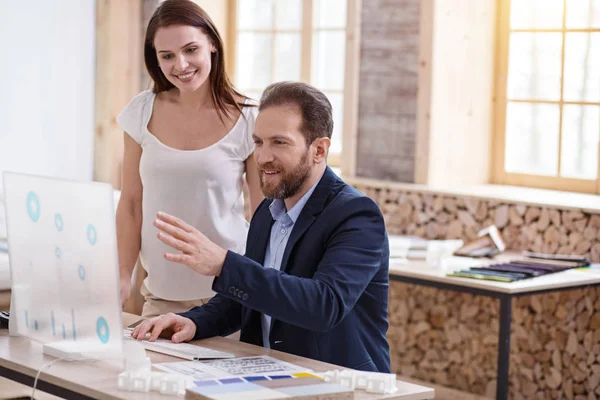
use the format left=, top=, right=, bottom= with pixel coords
left=259, top=151, right=311, bottom=200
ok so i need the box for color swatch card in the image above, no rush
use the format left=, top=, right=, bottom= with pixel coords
left=154, top=356, right=312, bottom=380
left=187, top=373, right=353, bottom=400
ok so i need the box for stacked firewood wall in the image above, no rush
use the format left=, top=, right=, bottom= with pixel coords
left=352, top=184, right=600, bottom=397
left=352, top=186, right=600, bottom=263
left=388, top=283, right=600, bottom=398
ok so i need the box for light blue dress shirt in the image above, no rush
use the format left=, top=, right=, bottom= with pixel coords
left=261, top=175, right=322, bottom=348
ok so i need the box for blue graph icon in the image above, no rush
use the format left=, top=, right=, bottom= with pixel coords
left=62, top=324, right=66, bottom=339
left=72, top=308, right=77, bottom=341
left=51, top=311, right=56, bottom=336
left=34, top=320, right=39, bottom=330
left=96, top=317, right=110, bottom=344
left=55, top=247, right=61, bottom=259
left=87, top=224, right=97, bottom=245
left=25, top=310, right=29, bottom=328
left=26, top=192, right=40, bottom=222
left=55, top=213, right=64, bottom=232
left=78, top=265, right=86, bottom=280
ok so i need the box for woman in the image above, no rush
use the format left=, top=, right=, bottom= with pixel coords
left=116, top=0, right=262, bottom=318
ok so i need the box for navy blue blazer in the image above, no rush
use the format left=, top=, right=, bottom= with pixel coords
left=180, top=167, right=391, bottom=372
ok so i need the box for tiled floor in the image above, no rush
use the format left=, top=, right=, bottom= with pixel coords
left=0, top=377, right=63, bottom=400
left=401, top=376, right=493, bottom=400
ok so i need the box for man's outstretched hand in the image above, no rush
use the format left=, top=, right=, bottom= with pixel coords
left=154, top=211, right=227, bottom=277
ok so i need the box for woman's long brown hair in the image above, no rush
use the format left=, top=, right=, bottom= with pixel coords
left=144, top=0, right=250, bottom=123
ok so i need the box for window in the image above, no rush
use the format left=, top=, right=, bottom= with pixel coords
left=493, top=0, right=600, bottom=193
left=228, top=0, right=355, bottom=167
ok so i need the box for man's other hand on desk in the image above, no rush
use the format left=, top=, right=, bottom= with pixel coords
left=131, top=313, right=196, bottom=343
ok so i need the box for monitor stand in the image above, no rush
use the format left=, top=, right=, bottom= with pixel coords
left=42, top=342, right=87, bottom=361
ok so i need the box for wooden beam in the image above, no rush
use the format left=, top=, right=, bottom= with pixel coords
left=141, top=0, right=160, bottom=90
left=94, top=0, right=143, bottom=189
left=414, top=0, right=434, bottom=184
left=225, top=0, right=237, bottom=81
left=426, top=0, right=496, bottom=187
left=340, top=0, right=362, bottom=178
left=491, top=0, right=510, bottom=185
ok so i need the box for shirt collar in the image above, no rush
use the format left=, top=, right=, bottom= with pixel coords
left=268, top=171, right=324, bottom=224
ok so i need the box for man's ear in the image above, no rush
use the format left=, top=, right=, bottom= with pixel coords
left=312, top=137, right=331, bottom=164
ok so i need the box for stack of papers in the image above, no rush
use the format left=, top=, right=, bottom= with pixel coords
left=447, top=253, right=590, bottom=282
left=389, top=235, right=428, bottom=260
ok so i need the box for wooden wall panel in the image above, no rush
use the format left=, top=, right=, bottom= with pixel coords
left=94, top=0, right=143, bottom=189
left=426, top=0, right=496, bottom=187
left=355, top=0, right=421, bottom=182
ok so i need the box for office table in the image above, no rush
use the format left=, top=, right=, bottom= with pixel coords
left=0, top=313, right=434, bottom=400
left=389, top=257, right=600, bottom=400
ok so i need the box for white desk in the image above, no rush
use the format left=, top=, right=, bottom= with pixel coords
left=388, top=256, right=600, bottom=400
left=389, top=256, right=600, bottom=294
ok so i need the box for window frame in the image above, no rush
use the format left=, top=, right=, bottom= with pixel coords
left=225, top=0, right=362, bottom=174
left=492, top=0, right=600, bottom=194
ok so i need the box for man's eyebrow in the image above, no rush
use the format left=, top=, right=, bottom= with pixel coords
left=269, top=135, right=289, bottom=141
left=157, top=42, right=198, bottom=53
left=251, top=134, right=291, bottom=141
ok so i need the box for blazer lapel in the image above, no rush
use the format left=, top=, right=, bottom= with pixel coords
left=279, top=214, right=316, bottom=274
left=246, top=201, right=274, bottom=264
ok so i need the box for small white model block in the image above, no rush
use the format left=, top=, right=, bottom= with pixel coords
left=323, top=370, right=340, bottom=383
left=131, top=372, right=151, bottom=392
left=117, top=371, right=134, bottom=391
left=338, top=370, right=356, bottom=390
left=355, top=372, right=370, bottom=389
left=365, top=373, right=397, bottom=394
left=118, top=370, right=152, bottom=392
left=160, top=374, right=194, bottom=396
left=150, top=372, right=170, bottom=391
left=323, top=369, right=397, bottom=394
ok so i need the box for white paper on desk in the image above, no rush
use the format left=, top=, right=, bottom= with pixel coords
left=154, top=356, right=312, bottom=379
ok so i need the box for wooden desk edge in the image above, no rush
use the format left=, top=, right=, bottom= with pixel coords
left=122, top=314, right=435, bottom=400
left=0, top=315, right=434, bottom=400
left=389, top=263, right=600, bottom=295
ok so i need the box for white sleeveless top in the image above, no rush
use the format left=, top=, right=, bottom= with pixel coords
left=116, top=90, right=257, bottom=301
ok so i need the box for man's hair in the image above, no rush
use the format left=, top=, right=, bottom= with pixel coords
left=259, top=81, right=333, bottom=145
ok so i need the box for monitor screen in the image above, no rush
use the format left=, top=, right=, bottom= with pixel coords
left=2, top=171, right=123, bottom=363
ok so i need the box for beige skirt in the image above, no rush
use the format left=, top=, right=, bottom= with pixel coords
left=140, top=280, right=210, bottom=318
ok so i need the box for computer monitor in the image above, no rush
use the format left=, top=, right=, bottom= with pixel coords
left=2, top=171, right=123, bottom=362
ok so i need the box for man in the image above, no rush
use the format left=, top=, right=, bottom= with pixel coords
left=132, top=81, right=391, bottom=372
